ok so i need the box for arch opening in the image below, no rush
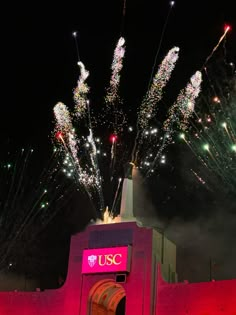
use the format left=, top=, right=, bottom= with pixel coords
left=88, top=279, right=126, bottom=315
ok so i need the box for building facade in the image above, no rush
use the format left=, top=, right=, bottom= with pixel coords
left=0, top=221, right=236, bottom=315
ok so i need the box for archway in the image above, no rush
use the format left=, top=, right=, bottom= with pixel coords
left=87, top=279, right=126, bottom=315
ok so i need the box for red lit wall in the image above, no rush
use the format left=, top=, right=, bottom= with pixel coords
left=156, top=265, right=236, bottom=315
left=0, top=222, right=236, bottom=314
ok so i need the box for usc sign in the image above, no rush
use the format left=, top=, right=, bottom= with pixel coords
left=82, top=246, right=131, bottom=274
left=98, top=254, right=122, bottom=266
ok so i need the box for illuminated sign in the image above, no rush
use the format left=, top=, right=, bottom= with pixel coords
left=82, top=246, right=132, bottom=274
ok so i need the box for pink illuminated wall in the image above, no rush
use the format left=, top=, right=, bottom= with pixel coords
left=0, top=222, right=236, bottom=315
left=156, top=265, right=236, bottom=315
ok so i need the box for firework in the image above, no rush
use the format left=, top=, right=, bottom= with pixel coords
left=0, top=148, right=71, bottom=270
left=131, top=47, right=179, bottom=165
left=138, top=47, right=180, bottom=130
left=105, top=37, right=125, bottom=106
left=53, top=69, right=106, bottom=211
left=203, top=25, right=231, bottom=68
left=53, top=102, right=74, bottom=140
left=53, top=39, right=126, bottom=214
left=102, top=37, right=127, bottom=138
left=73, top=61, right=90, bottom=118
left=136, top=70, right=202, bottom=177
left=180, top=61, right=236, bottom=191
left=52, top=24, right=234, bottom=219
left=164, top=70, right=202, bottom=135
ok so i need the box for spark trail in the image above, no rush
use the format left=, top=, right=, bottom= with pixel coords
left=0, top=148, right=71, bottom=270
left=203, top=25, right=231, bottom=68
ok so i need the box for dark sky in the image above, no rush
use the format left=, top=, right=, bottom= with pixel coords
left=0, top=0, right=236, bottom=287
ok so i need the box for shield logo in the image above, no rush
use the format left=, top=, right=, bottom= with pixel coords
left=88, top=255, right=97, bottom=267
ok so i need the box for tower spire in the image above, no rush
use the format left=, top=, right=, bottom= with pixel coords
left=119, top=163, right=136, bottom=221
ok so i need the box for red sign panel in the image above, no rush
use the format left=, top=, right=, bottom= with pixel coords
left=82, top=246, right=131, bottom=274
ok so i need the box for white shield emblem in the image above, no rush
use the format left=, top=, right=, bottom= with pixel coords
left=88, top=255, right=97, bottom=267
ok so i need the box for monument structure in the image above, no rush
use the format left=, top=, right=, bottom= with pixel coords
left=0, top=169, right=235, bottom=314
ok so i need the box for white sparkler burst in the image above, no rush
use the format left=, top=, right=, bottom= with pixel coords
left=138, top=46, right=180, bottom=130
left=73, top=61, right=90, bottom=118
left=164, top=70, right=202, bottom=135
left=105, top=37, right=126, bottom=105
left=54, top=102, right=73, bottom=137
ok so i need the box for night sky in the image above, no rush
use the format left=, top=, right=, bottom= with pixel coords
left=0, top=0, right=236, bottom=288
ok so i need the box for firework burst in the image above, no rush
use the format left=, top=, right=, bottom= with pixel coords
left=53, top=43, right=192, bottom=216
left=53, top=26, right=233, bottom=218
left=179, top=58, right=236, bottom=191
